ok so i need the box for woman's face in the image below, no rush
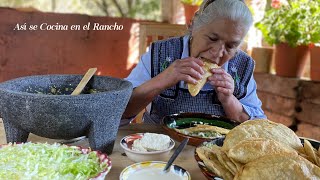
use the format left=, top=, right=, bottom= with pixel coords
left=190, top=18, right=247, bottom=66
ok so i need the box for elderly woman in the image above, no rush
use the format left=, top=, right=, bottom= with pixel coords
left=123, top=0, right=266, bottom=124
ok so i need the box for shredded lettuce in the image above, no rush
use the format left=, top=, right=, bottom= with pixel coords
left=0, top=142, right=109, bottom=180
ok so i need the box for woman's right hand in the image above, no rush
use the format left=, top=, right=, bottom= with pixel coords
left=158, top=57, right=205, bottom=88
left=123, top=57, right=204, bottom=118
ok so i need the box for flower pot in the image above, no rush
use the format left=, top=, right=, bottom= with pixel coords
left=310, top=46, right=320, bottom=81
left=274, top=43, right=310, bottom=78
left=182, top=3, right=199, bottom=25
left=251, top=47, right=274, bottom=73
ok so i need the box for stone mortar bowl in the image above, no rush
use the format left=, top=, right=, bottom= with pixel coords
left=0, top=75, right=132, bottom=154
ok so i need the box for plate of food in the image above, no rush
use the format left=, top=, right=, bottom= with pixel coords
left=0, top=142, right=112, bottom=180
left=162, top=112, right=239, bottom=146
left=194, top=119, right=320, bottom=180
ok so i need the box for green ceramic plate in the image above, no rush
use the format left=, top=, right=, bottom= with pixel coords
left=162, top=113, right=239, bottom=146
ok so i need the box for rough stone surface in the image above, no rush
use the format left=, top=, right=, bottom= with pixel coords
left=296, top=123, right=320, bottom=141
left=264, top=110, right=294, bottom=127
left=254, top=73, right=320, bottom=141
left=257, top=91, right=296, bottom=117
left=300, top=80, right=320, bottom=104
left=0, top=75, right=132, bottom=154
left=254, top=73, right=299, bottom=98
left=296, top=102, right=320, bottom=126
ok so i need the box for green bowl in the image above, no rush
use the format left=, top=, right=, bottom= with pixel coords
left=161, top=112, right=239, bottom=146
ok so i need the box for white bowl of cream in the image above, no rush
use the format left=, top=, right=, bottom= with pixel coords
left=119, top=161, right=191, bottom=180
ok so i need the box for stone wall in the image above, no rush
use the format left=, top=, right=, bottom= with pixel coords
left=0, top=8, right=139, bottom=82
left=255, top=73, right=320, bottom=141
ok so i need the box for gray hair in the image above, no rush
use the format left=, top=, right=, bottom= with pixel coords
left=189, top=0, right=253, bottom=34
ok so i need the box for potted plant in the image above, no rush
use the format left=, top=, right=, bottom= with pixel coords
left=255, top=0, right=320, bottom=78
left=181, top=0, right=203, bottom=25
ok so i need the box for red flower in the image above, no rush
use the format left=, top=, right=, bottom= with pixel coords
left=309, top=43, right=315, bottom=49
left=271, top=0, right=281, bottom=9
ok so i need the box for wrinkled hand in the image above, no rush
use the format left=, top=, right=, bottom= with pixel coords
left=160, top=57, right=205, bottom=88
left=207, top=68, right=234, bottom=102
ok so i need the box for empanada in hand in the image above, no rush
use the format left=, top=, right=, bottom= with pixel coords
left=188, top=58, right=220, bottom=96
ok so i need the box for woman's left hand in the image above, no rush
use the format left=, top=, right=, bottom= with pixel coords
left=207, top=68, right=234, bottom=102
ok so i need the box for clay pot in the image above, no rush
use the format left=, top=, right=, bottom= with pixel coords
left=310, top=46, right=320, bottom=81
left=274, top=43, right=310, bottom=78
left=182, top=4, right=199, bottom=25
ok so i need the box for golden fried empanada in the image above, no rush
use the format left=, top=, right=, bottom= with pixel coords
left=227, top=138, right=298, bottom=164
left=222, top=120, right=303, bottom=152
left=188, top=58, right=220, bottom=96
left=234, top=154, right=320, bottom=180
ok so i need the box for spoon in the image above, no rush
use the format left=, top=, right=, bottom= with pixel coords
left=60, top=68, right=97, bottom=145
left=163, top=138, right=189, bottom=172
left=71, top=68, right=97, bottom=95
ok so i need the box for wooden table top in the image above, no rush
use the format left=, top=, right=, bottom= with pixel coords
left=0, top=121, right=206, bottom=180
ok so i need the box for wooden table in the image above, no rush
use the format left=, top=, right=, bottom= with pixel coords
left=0, top=121, right=206, bottom=180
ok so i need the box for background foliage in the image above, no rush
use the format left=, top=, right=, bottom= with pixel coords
left=255, top=0, right=320, bottom=47
left=180, top=0, right=203, bottom=6
left=0, top=0, right=161, bottom=21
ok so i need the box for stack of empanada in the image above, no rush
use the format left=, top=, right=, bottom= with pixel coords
left=196, top=120, right=320, bottom=180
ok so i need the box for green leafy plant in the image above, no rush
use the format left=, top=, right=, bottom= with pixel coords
left=255, top=0, right=320, bottom=47
left=181, top=0, right=203, bottom=6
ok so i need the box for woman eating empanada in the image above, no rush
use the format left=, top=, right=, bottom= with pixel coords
left=122, top=0, right=266, bottom=124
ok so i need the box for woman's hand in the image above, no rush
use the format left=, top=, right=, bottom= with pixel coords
left=159, top=57, right=205, bottom=89
left=208, top=68, right=234, bottom=102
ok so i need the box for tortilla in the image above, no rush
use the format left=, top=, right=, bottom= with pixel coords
left=221, top=151, right=238, bottom=175
left=234, top=153, right=320, bottom=180
left=304, top=139, right=320, bottom=166
left=222, top=120, right=303, bottom=152
left=196, top=145, right=212, bottom=161
left=211, top=145, right=237, bottom=175
left=188, top=58, right=220, bottom=96
left=175, top=124, right=230, bottom=138
left=229, top=157, right=243, bottom=172
left=227, top=138, right=298, bottom=164
left=196, top=146, right=233, bottom=180
left=194, top=124, right=230, bottom=134
left=195, top=120, right=320, bottom=179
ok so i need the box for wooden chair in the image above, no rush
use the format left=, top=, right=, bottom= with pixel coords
left=133, top=22, right=187, bottom=123
left=139, top=22, right=187, bottom=58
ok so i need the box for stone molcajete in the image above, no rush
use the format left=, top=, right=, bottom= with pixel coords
left=0, top=75, right=132, bottom=154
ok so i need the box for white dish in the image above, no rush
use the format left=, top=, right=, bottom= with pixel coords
left=120, top=161, right=191, bottom=180
left=120, top=133, right=175, bottom=162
